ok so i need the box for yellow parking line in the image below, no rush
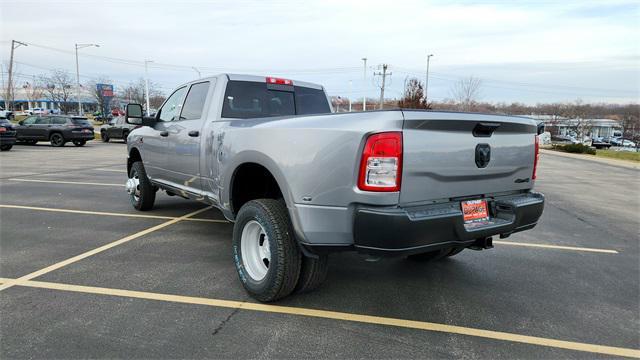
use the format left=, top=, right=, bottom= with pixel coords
left=0, top=206, right=213, bottom=292
left=0, top=278, right=636, bottom=358
left=494, top=240, right=618, bottom=254
left=0, top=204, right=228, bottom=223
left=7, top=178, right=124, bottom=187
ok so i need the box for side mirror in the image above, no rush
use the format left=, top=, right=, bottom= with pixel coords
left=126, top=104, right=144, bottom=125
left=537, top=123, right=545, bottom=135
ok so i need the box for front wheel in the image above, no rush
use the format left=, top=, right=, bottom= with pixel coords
left=49, top=133, right=65, bottom=147
left=0, top=144, right=12, bottom=151
left=127, top=161, right=156, bottom=211
left=101, top=131, right=109, bottom=142
left=233, top=199, right=301, bottom=302
left=72, top=140, right=86, bottom=147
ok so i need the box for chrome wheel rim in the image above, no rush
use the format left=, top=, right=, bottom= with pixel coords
left=240, top=220, right=270, bottom=281
left=126, top=173, right=140, bottom=201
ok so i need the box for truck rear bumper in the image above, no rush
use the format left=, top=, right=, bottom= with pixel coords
left=353, top=191, right=544, bottom=255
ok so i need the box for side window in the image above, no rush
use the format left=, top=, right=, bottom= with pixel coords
left=22, top=116, right=37, bottom=125
left=180, top=82, right=210, bottom=120
left=158, top=87, right=187, bottom=122
left=51, top=118, right=67, bottom=125
left=35, top=117, right=50, bottom=125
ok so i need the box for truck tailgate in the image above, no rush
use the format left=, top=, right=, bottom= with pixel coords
left=400, top=110, right=537, bottom=206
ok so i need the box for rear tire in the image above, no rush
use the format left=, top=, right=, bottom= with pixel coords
left=0, top=144, right=12, bottom=151
left=232, top=199, right=301, bottom=302
left=127, top=161, right=156, bottom=211
left=49, top=133, right=65, bottom=147
left=295, top=254, right=329, bottom=294
left=101, top=131, right=109, bottom=142
left=122, top=131, right=129, bottom=143
left=72, top=140, right=86, bottom=147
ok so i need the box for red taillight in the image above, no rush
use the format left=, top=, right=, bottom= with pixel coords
left=266, top=77, right=292, bottom=85
left=532, top=135, right=540, bottom=180
left=358, top=132, right=403, bottom=192
left=0, top=127, right=6, bottom=133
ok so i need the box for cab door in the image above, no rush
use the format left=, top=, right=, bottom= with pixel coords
left=18, top=116, right=38, bottom=139
left=143, top=86, right=187, bottom=182
left=163, top=81, right=211, bottom=193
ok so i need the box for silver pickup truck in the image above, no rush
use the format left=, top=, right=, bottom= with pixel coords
left=124, top=74, right=544, bottom=301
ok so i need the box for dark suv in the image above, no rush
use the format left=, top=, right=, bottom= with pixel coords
left=100, top=116, right=137, bottom=143
left=0, top=119, right=17, bottom=151
left=16, top=115, right=95, bottom=147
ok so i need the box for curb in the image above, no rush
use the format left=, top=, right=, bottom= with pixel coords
left=540, top=149, right=639, bottom=170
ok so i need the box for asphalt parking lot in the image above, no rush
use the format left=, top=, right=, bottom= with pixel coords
left=0, top=141, right=638, bottom=359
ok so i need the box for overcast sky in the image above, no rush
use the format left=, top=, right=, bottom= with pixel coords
left=1, top=0, right=639, bottom=104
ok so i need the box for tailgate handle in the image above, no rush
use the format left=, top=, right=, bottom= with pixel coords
left=473, top=122, right=500, bottom=137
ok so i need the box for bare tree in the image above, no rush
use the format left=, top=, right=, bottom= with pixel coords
left=398, top=78, right=429, bottom=109
left=450, top=76, right=482, bottom=111
left=118, top=78, right=165, bottom=111
left=41, top=70, right=75, bottom=114
left=23, top=78, right=45, bottom=109
left=0, top=63, right=19, bottom=110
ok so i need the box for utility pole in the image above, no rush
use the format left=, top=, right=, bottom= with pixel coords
left=144, top=60, right=153, bottom=115
left=361, top=57, right=367, bottom=111
left=348, top=80, right=352, bottom=112
left=6, top=40, right=27, bottom=111
left=75, top=43, right=99, bottom=115
left=425, top=54, right=434, bottom=105
left=374, top=64, right=391, bottom=110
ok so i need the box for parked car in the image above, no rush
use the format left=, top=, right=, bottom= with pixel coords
left=551, top=135, right=579, bottom=144
left=101, top=116, right=137, bottom=142
left=0, top=118, right=17, bottom=151
left=123, top=74, right=545, bottom=302
left=16, top=115, right=95, bottom=147
left=0, top=107, right=14, bottom=120
left=591, top=137, right=612, bottom=149
left=621, top=139, right=637, bottom=148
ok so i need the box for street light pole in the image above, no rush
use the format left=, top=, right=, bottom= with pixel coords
left=75, top=43, right=99, bottom=115
left=425, top=54, right=434, bottom=105
left=144, top=60, right=153, bottom=116
left=361, top=57, right=367, bottom=111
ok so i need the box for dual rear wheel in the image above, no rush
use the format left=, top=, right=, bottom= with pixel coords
left=127, top=161, right=327, bottom=302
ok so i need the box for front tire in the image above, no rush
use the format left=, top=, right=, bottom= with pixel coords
left=127, top=161, right=156, bottom=211
left=122, top=131, right=129, bottom=143
left=101, top=131, right=109, bottom=142
left=49, top=133, right=65, bottom=147
left=72, top=140, right=86, bottom=147
left=233, top=199, right=301, bottom=302
left=0, top=144, right=12, bottom=151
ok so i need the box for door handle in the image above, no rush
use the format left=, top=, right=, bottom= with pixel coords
left=160, top=131, right=169, bottom=137
left=188, top=131, right=199, bottom=137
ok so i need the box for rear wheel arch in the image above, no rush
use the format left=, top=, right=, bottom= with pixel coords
left=229, top=162, right=288, bottom=217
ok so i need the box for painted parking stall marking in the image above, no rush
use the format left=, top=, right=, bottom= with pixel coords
left=0, top=277, right=637, bottom=358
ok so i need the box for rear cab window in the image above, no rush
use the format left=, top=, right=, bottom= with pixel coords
left=222, top=80, right=330, bottom=119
